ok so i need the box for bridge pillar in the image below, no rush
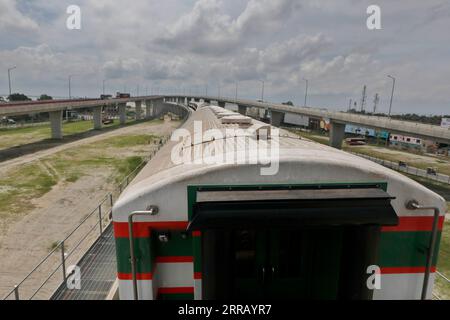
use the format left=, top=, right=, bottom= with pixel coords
left=135, top=101, right=143, bottom=120
left=153, top=99, right=164, bottom=118
left=93, top=106, right=103, bottom=130
left=270, top=110, right=285, bottom=127
left=145, top=100, right=152, bottom=119
left=329, top=121, right=346, bottom=149
left=49, top=110, right=63, bottom=139
left=118, top=103, right=127, bottom=125
left=218, top=101, right=226, bottom=108
left=238, top=105, right=247, bottom=115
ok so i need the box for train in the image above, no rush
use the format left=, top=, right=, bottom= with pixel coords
left=112, top=102, right=446, bottom=300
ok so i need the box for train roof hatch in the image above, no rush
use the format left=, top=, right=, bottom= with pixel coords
left=188, top=187, right=398, bottom=231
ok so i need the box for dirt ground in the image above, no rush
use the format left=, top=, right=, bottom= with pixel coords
left=0, top=118, right=179, bottom=299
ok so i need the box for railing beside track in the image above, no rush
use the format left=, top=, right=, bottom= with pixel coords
left=350, top=152, right=450, bottom=185
left=2, top=134, right=171, bottom=300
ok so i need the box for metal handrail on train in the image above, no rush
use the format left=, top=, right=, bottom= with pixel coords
left=406, top=200, right=441, bottom=300
left=128, top=207, right=159, bottom=300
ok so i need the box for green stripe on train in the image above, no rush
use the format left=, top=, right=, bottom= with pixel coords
left=377, top=231, right=441, bottom=267
left=115, top=232, right=194, bottom=274
left=115, top=230, right=441, bottom=274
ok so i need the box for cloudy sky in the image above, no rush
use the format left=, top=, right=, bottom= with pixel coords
left=0, top=0, right=449, bottom=115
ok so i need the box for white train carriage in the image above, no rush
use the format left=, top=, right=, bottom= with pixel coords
left=112, top=104, right=446, bottom=300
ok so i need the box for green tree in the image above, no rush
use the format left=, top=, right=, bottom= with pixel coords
left=7, top=93, right=31, bottom=101
left=38, top=94, right=53, bottom=101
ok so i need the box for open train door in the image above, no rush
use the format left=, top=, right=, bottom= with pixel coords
left=187, top=184, right=398, bottom=300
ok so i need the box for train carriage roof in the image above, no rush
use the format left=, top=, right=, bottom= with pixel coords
left=113, top=105, right=446, bottom=221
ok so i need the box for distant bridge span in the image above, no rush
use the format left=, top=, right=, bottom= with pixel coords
left=168, top=95, right=450, bottom=147
left=1, top=95, right=449, bottom=147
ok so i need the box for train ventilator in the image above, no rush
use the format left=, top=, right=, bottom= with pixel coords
left=112, top=103, right=446, bottom=300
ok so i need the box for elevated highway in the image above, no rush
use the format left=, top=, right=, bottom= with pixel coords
left=167, top=95, right=450, bottom=148
left=2, top=95, right=449, bottom=148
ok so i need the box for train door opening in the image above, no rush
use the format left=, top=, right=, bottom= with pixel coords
left=188, top=185, right=398, bottom=300
left=202, top=228, right=344, bottom=299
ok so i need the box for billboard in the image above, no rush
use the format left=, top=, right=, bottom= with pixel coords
left=441, top=118, right=450, bottom=128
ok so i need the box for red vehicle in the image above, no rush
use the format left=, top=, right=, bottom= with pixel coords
left=345, top=137, right=366, bottom=145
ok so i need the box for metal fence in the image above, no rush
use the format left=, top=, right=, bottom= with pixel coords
left=2, top=134, right=171, bottom=300
left=351, top=152, right=450, bottom=185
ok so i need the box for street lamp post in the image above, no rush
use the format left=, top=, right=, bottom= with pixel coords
left=387, top=75, right=396, bottom=117
left=102, top=79, right=107, bottom=95
left=303, top=78, right=309, bottom=107
left=68, top=75, right=76, bottom=99
left=259, top=80, right=265, bottom=102
left=8, top=66, right=17, bottom=97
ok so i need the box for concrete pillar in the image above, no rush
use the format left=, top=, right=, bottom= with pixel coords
left=118, top=103, right=127, bottom=125
left=238, top=105, right=247, bottom=115
left=93, top=106, right=103, bottom=130
left=218, top=101, right=226, bottom=108
left=49, top=110, right=63, bottom=139
left=135, top=101, right=143, bottom=120
left=270, top=110, right=285, bottom=127
left=145, top=100, right=152, bottom=119
left=329, top=121, right=346, bottom=149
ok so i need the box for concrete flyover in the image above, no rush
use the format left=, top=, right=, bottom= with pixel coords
left=163, top=95, right=450, bottom=149
left=3, top=94, right=449, bottom=148
left=0, top=96, right=184, bottom=140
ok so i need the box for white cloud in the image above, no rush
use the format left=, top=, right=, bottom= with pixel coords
left=0, top=0, right=39, bottom=33
left=0, top=0, right=449, bottom=114
left=158, top=0, right=302, bottom=55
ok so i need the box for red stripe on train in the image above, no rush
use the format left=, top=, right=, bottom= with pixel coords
left=382, top=216, right=444, bottom=232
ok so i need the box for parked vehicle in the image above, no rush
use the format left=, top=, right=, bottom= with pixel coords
left=398, top=161, right=407, bottom=168
left=345, top=137, right=366, bottom=145
left=116, top=92, right=131, bottom=98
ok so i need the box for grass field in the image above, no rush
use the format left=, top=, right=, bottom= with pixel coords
left=0, top=133, right=161, bottom=220
left=0, top=119, right=137, bottom=150
left=288, top=129, right=450, bottom=176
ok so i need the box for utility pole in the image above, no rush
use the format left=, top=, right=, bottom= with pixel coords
left=8, top=66, right=16, bottom=97
left=218, top=84, right=221, bottom=98
left=348, top=99, right=352, bottom=112
left=303, top=78, right=308, bottom=107
left=235, top=82, right=238, bottom=101
left=205, top=85, right=208, bottom=96
left=388, top=75, right=396, bottom=117
left=373, top=93, right=380, bottom=114
left=360, top=85, right=367, bottom=112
